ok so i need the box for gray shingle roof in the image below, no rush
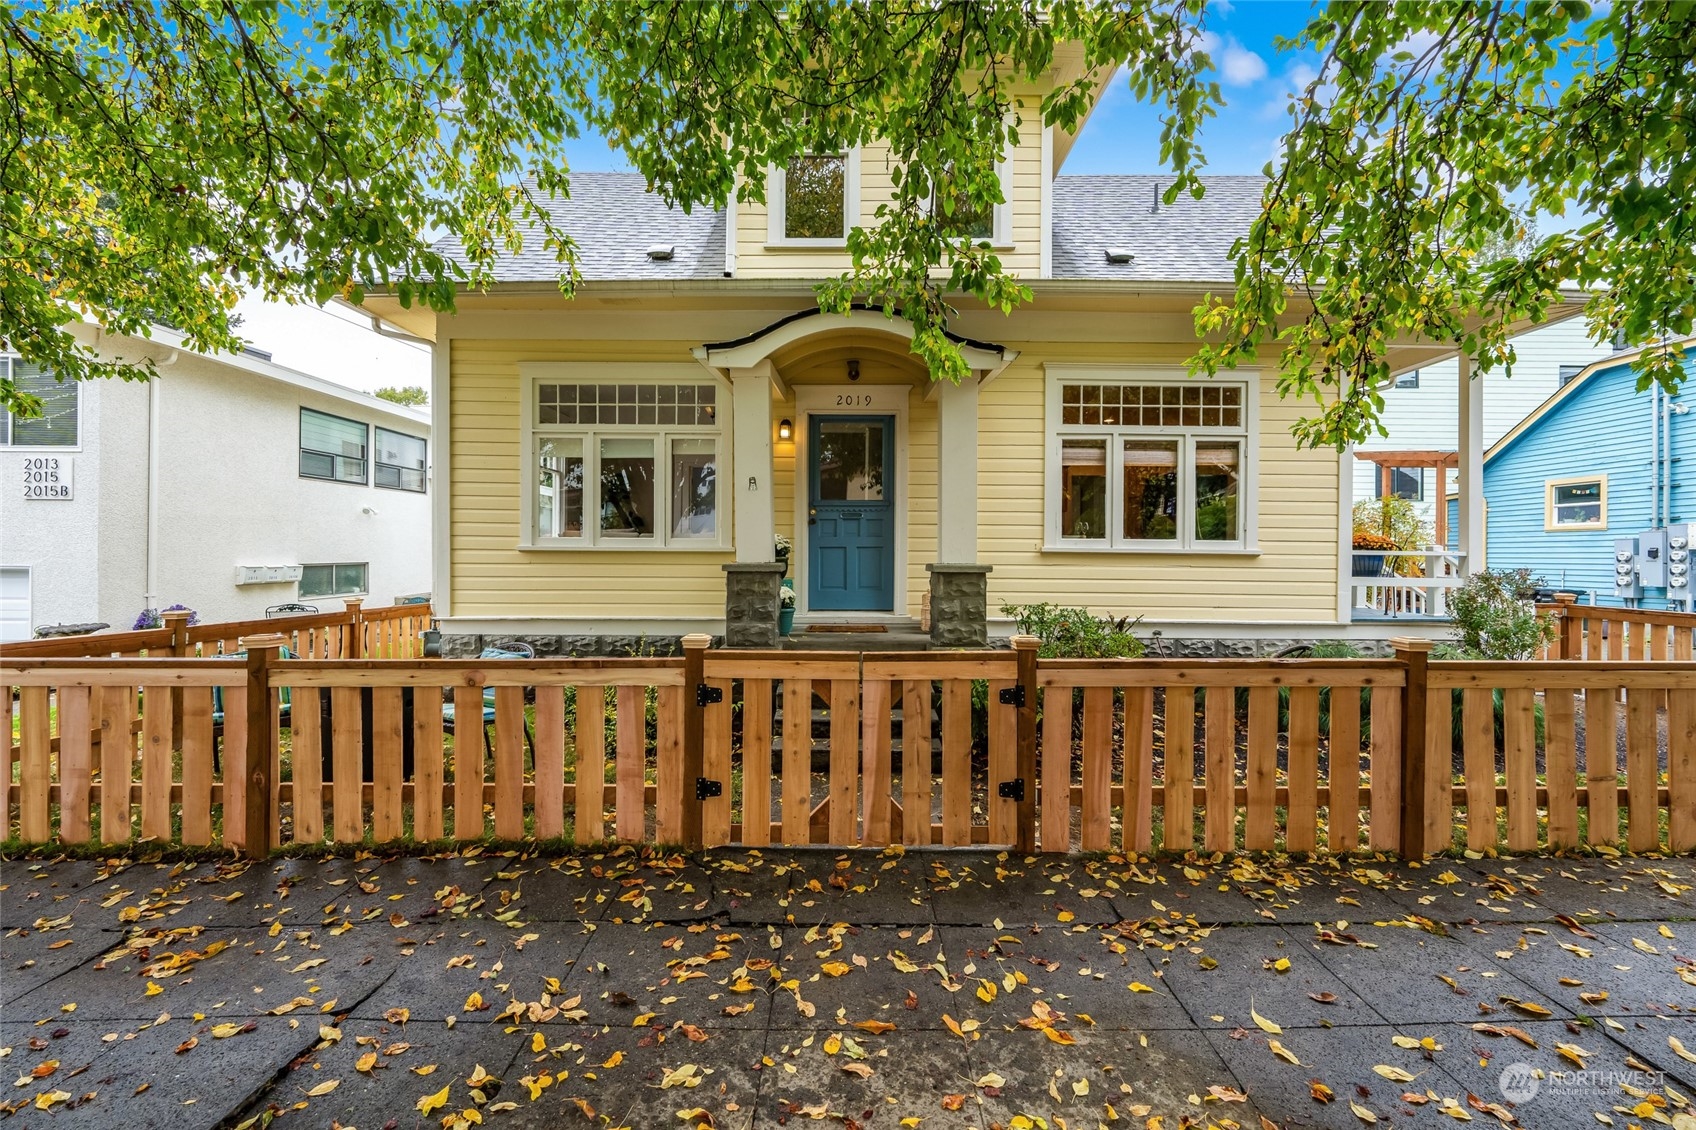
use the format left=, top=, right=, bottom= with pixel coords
left=436, top=171, right=1266, bottom=284
left=435, top=173, right=727, bottom=282
left=1051, top=175, right=1266, bottom=282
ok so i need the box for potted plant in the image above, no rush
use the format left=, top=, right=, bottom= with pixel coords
left=1351, top=530, right=1397, bottom=577
left=778, top=582, right=797, bottom=635
left=774, top=533, right=792, bottom=576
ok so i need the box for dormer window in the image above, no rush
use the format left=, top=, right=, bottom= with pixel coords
left=930, top=157, right=1013, bottom=246
left=768, top=150, right=860, bottom=246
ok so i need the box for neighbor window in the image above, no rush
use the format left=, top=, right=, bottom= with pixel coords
left=1546, top=476, right=1606, bottom=529
left=0, top=357, right=79, bottom=447
left=769, top=151, right=859, bottom=244
left=1558, top=364, right=1586, bottom=387
left=1394, top=369, right=1420, bottom=389
left=300, top=408, right=368, bottom=484
left=1048, top=373, right=1252, bottom=550
left=530, top=377, right=723, bottom=547
left=1375, top=467, right=1424, bottom=501
left=375, top=427, right=427, bottom=492
left=300, top=562, right=368, bottom=599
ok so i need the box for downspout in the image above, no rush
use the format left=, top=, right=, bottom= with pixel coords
left=1651, top=383, right=1661, bottom=528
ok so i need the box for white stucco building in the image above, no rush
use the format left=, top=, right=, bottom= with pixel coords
left=0, top=325, right=431, bottom=641
left=1350, top=317, right=1620, bottom=525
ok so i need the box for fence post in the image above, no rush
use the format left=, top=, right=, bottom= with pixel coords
left=680, top=633, right=711, bottom=850
left=345, top=597, right=365, bottom=659
left=239, top=632, right=286, bottom=859
left=1392, top=636, right=1434, bottom=860
left=164, top=608, right=192, bottom=745
left=1553, top=592, right=1580, bottom=659
left=1011, top=635, right=1039, bottom=854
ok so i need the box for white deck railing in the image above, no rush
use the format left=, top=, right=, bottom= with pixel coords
left=1349, top=549, right=1465, bottom=619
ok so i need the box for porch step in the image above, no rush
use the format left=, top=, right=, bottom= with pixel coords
left=779, top=627, right=933, bottom=651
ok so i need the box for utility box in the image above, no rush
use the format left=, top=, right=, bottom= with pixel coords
left=1613, top=537, right=1642, bottom=601
left=1667, top=524, right=1694, bottom=610
left=1636, top=528, right=1669, bottom=589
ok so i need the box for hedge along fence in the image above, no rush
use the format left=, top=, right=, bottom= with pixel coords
left=5, top=635, right=1695, bottom=857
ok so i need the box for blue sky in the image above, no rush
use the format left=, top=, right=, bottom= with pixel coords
left=561, top=1, right=1321, bottom=178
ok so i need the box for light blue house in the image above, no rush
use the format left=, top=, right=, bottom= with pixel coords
left=1454, top=340, right=1694, bottom=606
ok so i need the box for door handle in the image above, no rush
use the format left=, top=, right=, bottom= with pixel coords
left=808, top=517, right=817, bottom=525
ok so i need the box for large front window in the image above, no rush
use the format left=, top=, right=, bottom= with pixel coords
left=1048, top=373, right=1251, bottom=550
left=531, top=377, right=723, bottom=548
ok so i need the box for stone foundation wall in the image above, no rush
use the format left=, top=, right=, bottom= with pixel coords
left=439, top=631, right=1394, bottom=659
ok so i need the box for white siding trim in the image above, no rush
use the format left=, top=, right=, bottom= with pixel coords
left=1039, top=125, right=1054, bottom=279
left=730, top=368, right=774, bottom=561
left=936, top=377, right=979, bottom=563
left=431, top=334, right=452, bottom=617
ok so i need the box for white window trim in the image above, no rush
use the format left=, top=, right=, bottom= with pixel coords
left=1041, top=364, right=1260, bottom=554
left=0, top=355, right=84, bottom=453
left=765, top=149, right=862, bottom=248
left=518, top=362, right=731, bottom=552
left=1545, top=473, right=1607, bottom=531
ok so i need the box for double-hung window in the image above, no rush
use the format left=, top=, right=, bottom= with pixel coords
left=1545, top=475, right=1606, bottom=530
left=1046, top=368, right=1255, bottom=551
left=300, top=408, right=368, bottom=484
left=929, top=156, right=1013, bottom=246
left=0, top=357, right=79, bottom=448
left=375, top=427, right=427, bottom=492
left=527, top=366, right=726, bottom=549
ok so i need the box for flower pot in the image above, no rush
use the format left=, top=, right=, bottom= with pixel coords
left=1352, top=554, right=1387, bottom=578
left=778, top=607, right=796, bottom=636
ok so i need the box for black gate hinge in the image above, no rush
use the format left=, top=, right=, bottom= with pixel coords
left=997, top=778, right=1026, bottom=802
left=696, top=683, right=723, bottom=707
left=998, top=685, right=1026, bottom=708
left=696, top=777, right=724, bottom=801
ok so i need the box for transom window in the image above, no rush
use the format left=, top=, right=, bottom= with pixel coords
left=530, top=375, right=724, bottom=548
left=1048, top=372, right=1253, bottom=551
left=0, top=357, right=79, bottom=448
left=1546, top=476, right=1606, bottom=530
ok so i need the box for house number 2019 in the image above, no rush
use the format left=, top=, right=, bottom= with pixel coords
left=835, top=394, right=874, bottom=406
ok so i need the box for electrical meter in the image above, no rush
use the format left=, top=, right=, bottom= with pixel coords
left=1613, top=537, right=1642, bottom=601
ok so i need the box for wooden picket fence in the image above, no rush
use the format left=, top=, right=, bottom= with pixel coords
left=5, top=634, right=1694, bottom=857
left=0, top=598, right=432, bottom=661
left=1536, top=595, right=1696, bottom=662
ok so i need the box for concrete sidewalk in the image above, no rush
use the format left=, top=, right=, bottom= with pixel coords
left=3, top=849, right=1693, bottom=1130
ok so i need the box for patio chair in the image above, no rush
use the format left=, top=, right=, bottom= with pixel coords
left=266, top=602, right=319, bottom=617
left=442, top=644, right=536, bottom=758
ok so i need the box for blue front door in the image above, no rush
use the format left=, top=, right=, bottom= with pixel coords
left=808, top=415, right=895, bottom=611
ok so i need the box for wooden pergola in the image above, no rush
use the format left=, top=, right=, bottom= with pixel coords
left=1354, top=449, right=1460, bottom=546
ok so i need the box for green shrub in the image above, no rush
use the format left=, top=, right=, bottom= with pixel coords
left=999, top=602, right=1145, bottom=659
left=1447, top=568, right=1556, bottom=660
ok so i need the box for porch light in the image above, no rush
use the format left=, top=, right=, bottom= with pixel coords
left=778, top=418, right=793, bottom=441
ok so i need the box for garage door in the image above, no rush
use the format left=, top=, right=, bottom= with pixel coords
left=0, top=568, right=30, bottom=643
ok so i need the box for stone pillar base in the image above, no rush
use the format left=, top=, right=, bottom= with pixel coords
left=926, top=564, right=991, bottom=648
left=723, top=562, right=787, bottom=648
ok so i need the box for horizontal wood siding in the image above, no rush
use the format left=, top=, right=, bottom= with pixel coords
left=449, top=339, right=732, bottom=618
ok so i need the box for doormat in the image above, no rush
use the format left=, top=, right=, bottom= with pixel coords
left=806, top=624, right=888, bottom=633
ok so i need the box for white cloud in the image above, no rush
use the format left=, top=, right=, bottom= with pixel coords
left=1200, top=32, right=1268, bottom=86
left=1381, top=28, right=1442, bottom=64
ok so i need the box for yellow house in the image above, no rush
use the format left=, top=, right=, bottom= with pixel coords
left=360, top=65, right=1548, bottom=656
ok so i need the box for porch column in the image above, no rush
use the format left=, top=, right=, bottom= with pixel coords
left=1456, top=351, right=1485, bottom=579
left=931, top=375, right=990, bottom=647
left=936, top=376, right=980, bottom=563
left=730, top=365, right=776, bottom=563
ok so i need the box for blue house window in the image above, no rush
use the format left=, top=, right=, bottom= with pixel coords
left=1376, top=467, right=1423, bottom=501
